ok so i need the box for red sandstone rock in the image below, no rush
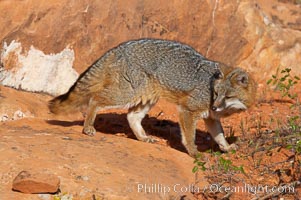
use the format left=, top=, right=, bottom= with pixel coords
left=0, top=0, right=300, bottom=94
left=12, top=171, right=60, bottom=194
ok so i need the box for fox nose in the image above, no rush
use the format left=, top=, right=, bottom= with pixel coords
left=211, top=106, right=217, bottom=111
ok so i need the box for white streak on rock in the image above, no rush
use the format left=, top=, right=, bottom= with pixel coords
left=0, top=41, right=78, bottom=96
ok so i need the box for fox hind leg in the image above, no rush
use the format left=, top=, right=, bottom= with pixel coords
left=127, top=102, right=156, bottom=143
left=83, top=97, right=99, bottom=136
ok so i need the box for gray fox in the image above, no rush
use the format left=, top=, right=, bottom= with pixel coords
left=49, top=39, right=256, bottom=157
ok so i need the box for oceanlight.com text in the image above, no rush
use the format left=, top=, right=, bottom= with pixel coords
left=137, top=183, right=295, bottom=195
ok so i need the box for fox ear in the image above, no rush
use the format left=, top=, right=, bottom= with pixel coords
left=236, top=72, right=249, bottom=87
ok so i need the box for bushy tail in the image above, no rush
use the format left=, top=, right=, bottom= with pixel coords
left=48, top=82, right=90, bottom=114
left=49, top=48, right=118, bottom=114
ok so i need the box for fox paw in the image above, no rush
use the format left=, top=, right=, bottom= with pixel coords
left=142, top=137, right=157, bottom=143
left=83, top=126, right=96, bottom=136
left=229, top=143, right=238, bottom=151
left=184, top=145, right=200, bottom=158
left=188, top=149, right=201, bottom=158
left=219, top=143, right=238, bottom=152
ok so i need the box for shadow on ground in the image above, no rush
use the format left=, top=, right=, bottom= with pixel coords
left=47, top=113, right=237, bottom=154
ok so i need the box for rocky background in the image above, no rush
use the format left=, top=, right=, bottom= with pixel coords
left=1, top=0, right=301, bottom=95
left=0, top=0, right=300, bottom=199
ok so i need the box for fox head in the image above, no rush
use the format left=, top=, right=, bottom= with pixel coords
left=211, top=67, right=257, bottom=118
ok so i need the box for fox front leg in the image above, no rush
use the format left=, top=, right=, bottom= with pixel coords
left=178, top=108, right=200, bottom=157
left=203, top=118, right=238, bottom=152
